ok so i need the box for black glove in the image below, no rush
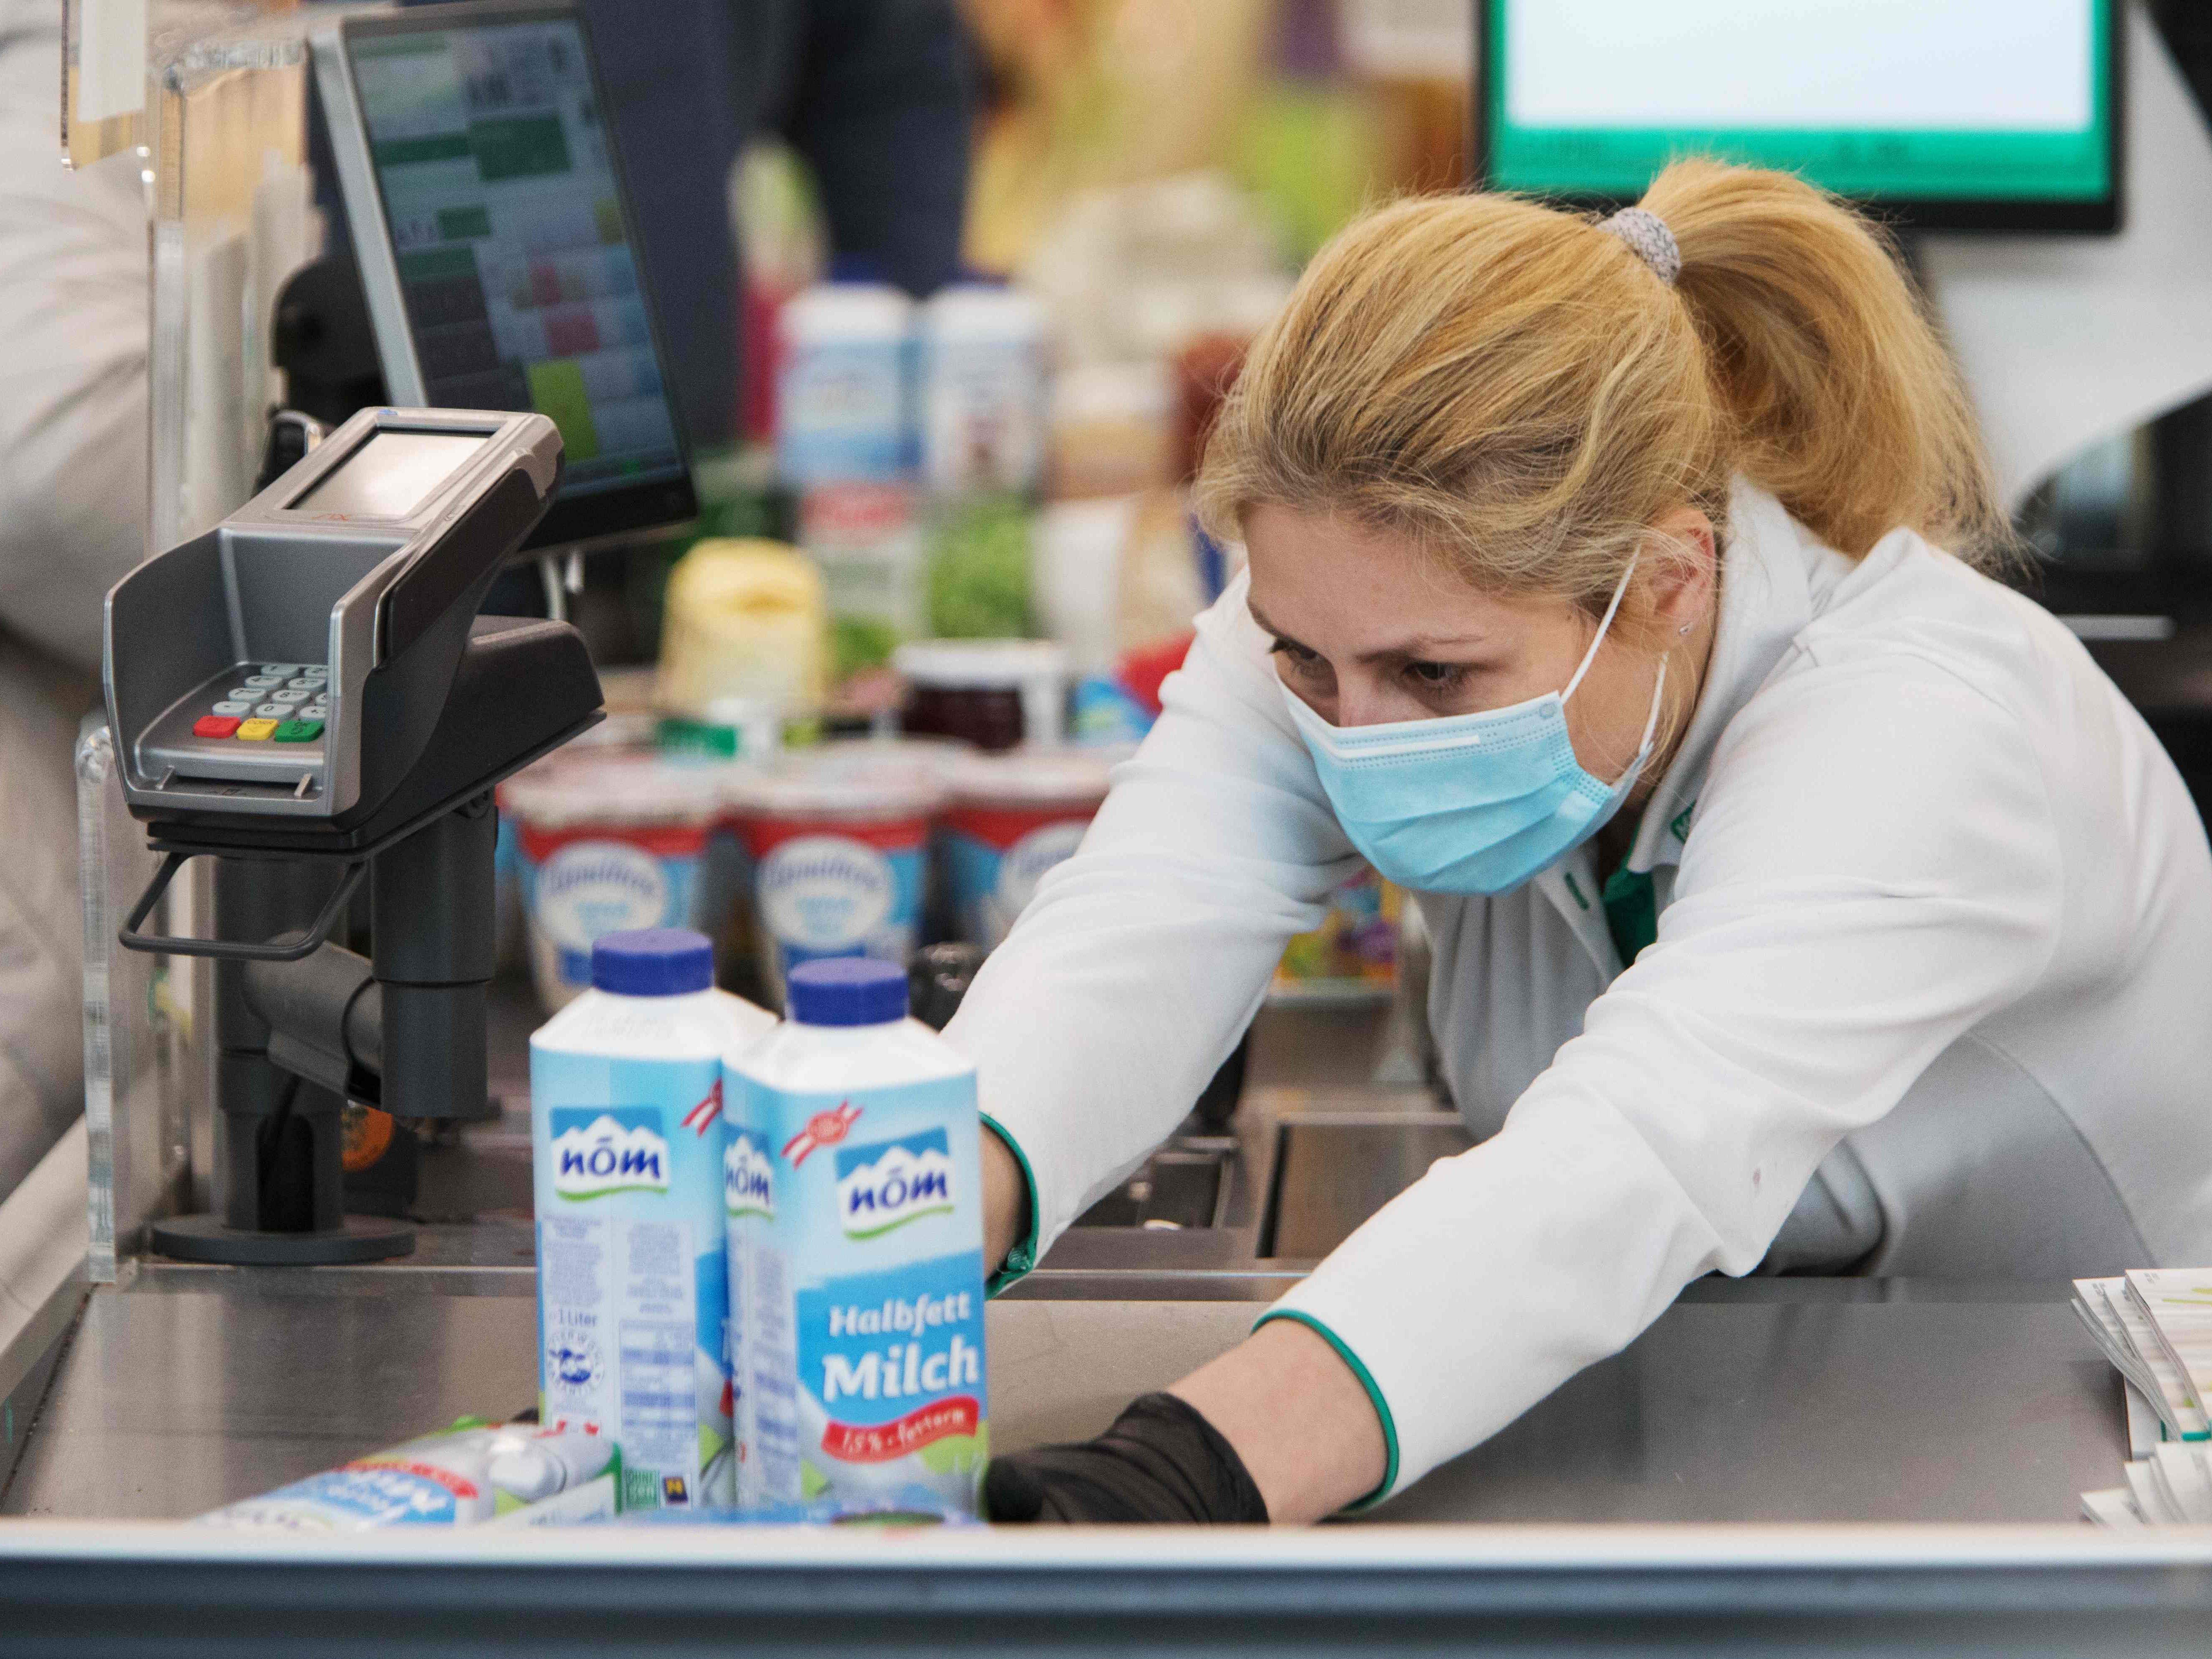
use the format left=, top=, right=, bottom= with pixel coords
left=984, top=1392, right=1269, bottom=1524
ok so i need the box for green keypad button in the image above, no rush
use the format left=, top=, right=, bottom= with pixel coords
left=272, top=719, right=324, bottom=743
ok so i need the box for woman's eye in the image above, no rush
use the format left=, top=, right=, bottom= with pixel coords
left=1269, top=639, right=1326, bottom=677
left=1405, top=661, right=1469, bottom=692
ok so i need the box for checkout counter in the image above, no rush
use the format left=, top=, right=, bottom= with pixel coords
left=0, top=407, right=2201, bottom=1652
left=7, top=992, right=2212, bottom=1652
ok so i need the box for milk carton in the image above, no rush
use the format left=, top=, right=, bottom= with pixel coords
left=727, top=957, right=988, bottom=1515
left=199, top=1420, right=619, bottom=1531
left=532, top=928, right=775, bottom=1511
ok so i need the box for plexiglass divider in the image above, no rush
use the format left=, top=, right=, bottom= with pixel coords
left=75, top=721, right=200, bottom=1281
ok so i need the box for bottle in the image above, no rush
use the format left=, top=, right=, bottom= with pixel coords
left=727, top=957, right=988, bottom=1516
left=531, top=928, right=776, bottom=1511
left=917, top=281, right=1049, bottom=499
left=775, top=279, right=915, bottom=488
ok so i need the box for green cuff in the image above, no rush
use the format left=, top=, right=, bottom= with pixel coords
left=980, top=1112, right=1042, bottom=1297
left=1253, top=1308, right=1400, bottom=1513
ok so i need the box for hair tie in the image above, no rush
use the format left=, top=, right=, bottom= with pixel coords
left=1599, top=207, right=1680, bottom=287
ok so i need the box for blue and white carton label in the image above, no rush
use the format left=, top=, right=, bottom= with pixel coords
left=728, top=1073, right=987, bottom=1513
left=533, top=1052, right=732, bottom=1511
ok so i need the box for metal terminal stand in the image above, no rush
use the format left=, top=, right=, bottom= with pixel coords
left=146, top=794, right=502, bottom=1265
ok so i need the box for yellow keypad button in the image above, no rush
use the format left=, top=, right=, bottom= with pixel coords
left=236, top=718, right=279, bottom=741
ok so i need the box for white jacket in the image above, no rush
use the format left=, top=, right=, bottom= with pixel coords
left=946, top=482, right=2212, bottom=1500
left=0, top=4, right=151, bottom=1200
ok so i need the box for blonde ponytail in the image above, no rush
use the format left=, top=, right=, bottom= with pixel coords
left=1195, top=159, right=2011, bottom=624
left=1641, top=159, right=2005, bottom=563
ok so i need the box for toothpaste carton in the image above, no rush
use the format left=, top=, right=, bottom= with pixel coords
left=728, top=956, right=988, bottom=1515
left=532, top=929, right=775, bottom=1511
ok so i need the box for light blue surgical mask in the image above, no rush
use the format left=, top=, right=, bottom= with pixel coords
left=1278, top=561, right=1666, bottom=897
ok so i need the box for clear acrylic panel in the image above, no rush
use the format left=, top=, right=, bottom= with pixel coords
left=76, top=721, right=199, bottom=1281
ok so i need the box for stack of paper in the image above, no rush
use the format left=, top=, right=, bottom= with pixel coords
left=2075, top=1270, right=2212, bottom=1526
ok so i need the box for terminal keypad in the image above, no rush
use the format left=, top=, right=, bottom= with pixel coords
left=187, top=663, right=328, bottom=745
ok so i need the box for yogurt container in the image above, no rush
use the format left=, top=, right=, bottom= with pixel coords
left=727, top=759, right=945, bottom=1003
left=727, top=957, right=988, bottom=1516
left=503, top=756, right=732, bottom=1012
left=531, top=930, right=777, bottom=1513
left=940, top=748, right=1116, bottom=950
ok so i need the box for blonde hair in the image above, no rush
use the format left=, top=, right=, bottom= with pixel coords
left=1195, top=159, right=2009, bottom=630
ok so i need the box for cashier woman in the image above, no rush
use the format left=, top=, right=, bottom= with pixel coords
left=951, top=159, right=2212, bottom=1525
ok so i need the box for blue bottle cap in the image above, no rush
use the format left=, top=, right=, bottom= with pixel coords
left=786, top=957, right=908, bottom=1026
left=591, top=929, right=714, bottom=996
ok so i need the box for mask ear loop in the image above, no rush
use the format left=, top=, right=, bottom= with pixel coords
left=1562, top=553, right=1671, bottom=787
left=1561, top=551, right=1640, bottom=705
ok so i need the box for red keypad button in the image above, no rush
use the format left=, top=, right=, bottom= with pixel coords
left=193, top=715, right=243, bottom=739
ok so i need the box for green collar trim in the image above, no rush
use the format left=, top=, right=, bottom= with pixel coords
left=1252, top=1308, right=1400, bottom=1513
left=980, top=1112, right=1041, bottom=1297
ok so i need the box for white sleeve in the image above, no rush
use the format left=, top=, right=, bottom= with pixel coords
left=942, top=572, right=1360, bottom=1261
left=0, top=21, right=150, bottom=673
left=1268, top=654, right=2066, bottom=1500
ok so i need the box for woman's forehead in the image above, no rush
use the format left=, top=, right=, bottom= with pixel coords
left=1244, top=507, right=1576, bottom=654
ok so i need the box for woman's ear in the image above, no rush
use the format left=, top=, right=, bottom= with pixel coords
left=1641, top=507, right=1718, bottom=635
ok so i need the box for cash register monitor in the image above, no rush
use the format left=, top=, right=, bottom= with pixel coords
left=312, top=3, right=697, bottom=550
left=1476, top=0, right=2122, bottom=232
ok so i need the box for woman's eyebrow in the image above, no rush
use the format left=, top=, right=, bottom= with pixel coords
left=1251, top=602, right=1495, bottom=661
left=1247, top=603, right=1310, bottom=650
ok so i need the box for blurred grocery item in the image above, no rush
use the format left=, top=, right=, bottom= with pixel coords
left=808, top=734, right=975, bottom=784
left=502, top=756, right=731, bottom=1012
left=896, top=638, right=1070, bottom=752
left=1035, top=496, right=1136, bottom=673
left=1119, top=489, right=1212, bottom=649
left=732, top=139, right=829, bottom=448
left=656, top=538, right=829, bottom=751
left=1022, top=173, right=1292, bottom=372
left=199, top=1420, right=618, bottom=1530
left=940, top=747, right=1118, bottom=949
left=1048, top=361, right=1173, bottom=500
left=962, top=0, right=1274, bottom=276
left=1171, top=331, right=1249, bottom=483
left=657, top=698, right=788, bottom=763
left=688, top=444, right=789, bottom=542
left=1272, top=864, right=1401, bottom=1001
left=927, top=493, right=1034, bottom=638
left=775, top=279, right=915, bottom=487
left=725, top=759, right=946, bottom=1001
left=919, top=282, right=1050, bottom=497
left=1114, top=630, right=1197, bottom=720
left=1337, top=0, right=1472, bottom=197
left=1036, top=494, right=1212, bottom=746
left=800, top=481, right=928, bottom=681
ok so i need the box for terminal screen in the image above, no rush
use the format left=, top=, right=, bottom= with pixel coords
left=348, top=18, right=686, bottom=498
left=292, top=429, right=489, bottom=518
left=1485, top=0, right=2111, bottom=205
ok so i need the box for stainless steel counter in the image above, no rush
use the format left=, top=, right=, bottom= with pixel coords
left=6, top=985, right=2202, bottom=1656
left=1, top=1272, right=2118, bottom=1527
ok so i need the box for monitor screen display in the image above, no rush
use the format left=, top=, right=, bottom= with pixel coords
left=1482, top=0, right=2114, bottom=221
left=347, top=18, right=687, bottom=499
left=292, top=429, right=490, bottom=518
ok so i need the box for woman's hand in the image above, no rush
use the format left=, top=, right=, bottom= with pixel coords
left=987, top=1319, right=1389, bottom=1525
left=982, top=1122, right=1030, bottom=1276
